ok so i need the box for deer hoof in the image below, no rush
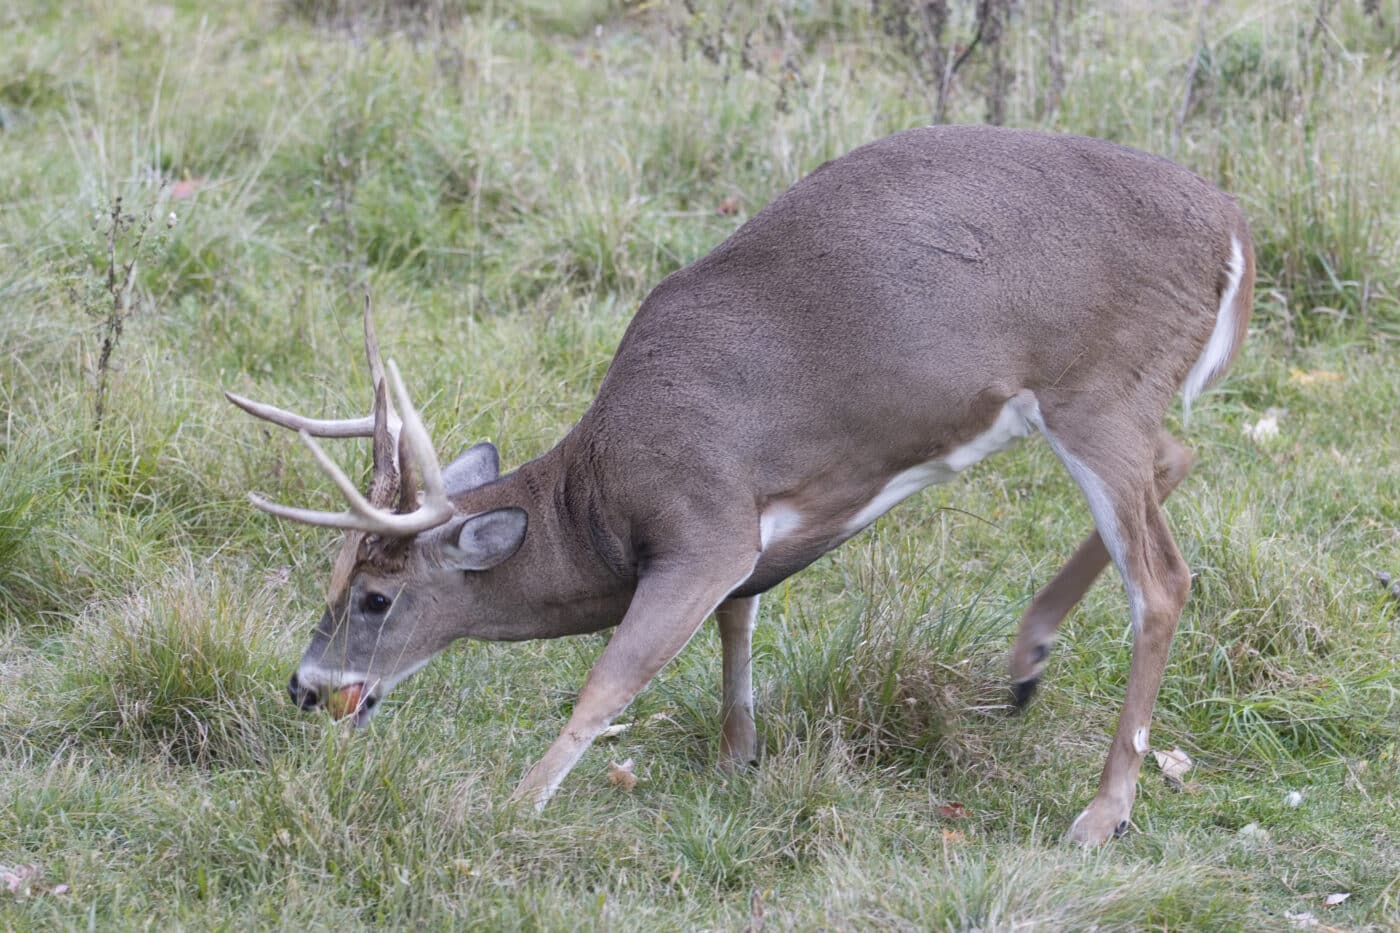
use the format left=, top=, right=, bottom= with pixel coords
left=1066, top=799, right=1133, bottom=845
left=719, top=750, right=761, bottom=773
left=1010, top=677, right=1039, bottom=711
left=1008, top=640, right=1052, bottom=702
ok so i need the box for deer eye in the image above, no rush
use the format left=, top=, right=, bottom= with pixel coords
left=362, top=592, right=391, bottom=614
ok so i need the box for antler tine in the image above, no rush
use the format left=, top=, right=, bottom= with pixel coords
left=396, top=422, right=418, bottom=514
left=233, top=297, right=449, bottom=537
left=224, top=391, right=377, bottom=437
left=225, top=295, right=403, bottom=442
left=385, top=359, right=449, bottom=509
left=368, top=379, right=400, bottom=508
left=363, top=292, right=389, bottom=402
left=245, top=426, right=452, bottom=535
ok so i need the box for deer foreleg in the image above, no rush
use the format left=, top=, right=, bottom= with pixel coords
left=716, top=596, right=760, bottom=767
left=509, top=553, right=757, bottom=810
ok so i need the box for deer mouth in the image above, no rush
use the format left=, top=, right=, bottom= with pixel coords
left=326, top=682, right=380, bottom=726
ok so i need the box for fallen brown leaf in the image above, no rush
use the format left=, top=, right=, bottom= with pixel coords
left=0, top=864, right=63, bottom=899
left=608, top=758, right=639, bottom=792
left=942, top=829, right=966, bottom=843
left=1, top=864, right=38, bottom=897
left=938, top=801, right=967, bottom=819
left=716, top=195, right=742, bottom=216
left=1321, top=892, right=1350, bottom=908
left=1154, top=747, right=1193, bottom=788
left=262, top=565, right=292, bottom=589
left=170, top=178, right=207, bottom=200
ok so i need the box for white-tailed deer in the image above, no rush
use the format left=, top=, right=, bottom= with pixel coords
left=228, top=126, right=1254, bottom=844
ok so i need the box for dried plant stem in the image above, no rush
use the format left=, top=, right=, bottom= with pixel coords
left=93, top=197, right=146, bottom=430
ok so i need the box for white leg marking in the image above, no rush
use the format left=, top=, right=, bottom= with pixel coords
left=1181, top=235, right=1246, bottom=420
left=845, top=393, right=1040, bottom=534
left=1134, top=726, right=1150, bottom=754
left=535, top=730, right=606, bottom=808
left=1033, top=411, right=1145, bottom=634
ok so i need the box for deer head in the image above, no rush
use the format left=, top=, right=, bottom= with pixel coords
left=227, top=300, right=527, bottom=724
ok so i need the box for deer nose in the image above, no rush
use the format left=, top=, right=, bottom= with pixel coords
left=288, top=672, right=320, bottom=710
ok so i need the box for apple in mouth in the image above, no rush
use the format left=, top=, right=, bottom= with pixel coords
left=325, top=682, right=377, bottom=725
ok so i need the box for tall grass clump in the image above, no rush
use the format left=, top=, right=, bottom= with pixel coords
left=0, top=438, right=76, bottom=623
left=31, top=564, right=300, bottom=768
left=764, top=544, right=1015, bottom=779
left=1176, top=6, right=1400, bottom=341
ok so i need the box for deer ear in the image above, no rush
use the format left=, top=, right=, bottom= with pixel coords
left=442, top=442, right=500, bottom=497
left=445, top=508, right=527, bottom=571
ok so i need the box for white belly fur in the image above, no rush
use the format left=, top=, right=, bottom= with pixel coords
left=759, top=502, right=803, bottom=550
left=842, top=391, right=1041, bottom=535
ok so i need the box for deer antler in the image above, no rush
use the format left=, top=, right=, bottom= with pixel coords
left=228, top=297, right=453, bottom=537
left=243, top=361, right=452, bottom=535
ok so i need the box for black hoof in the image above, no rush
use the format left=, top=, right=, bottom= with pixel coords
left=1011, top=677, right=1039, bottom=710
left=1114, top=819, right=1130, bottom=838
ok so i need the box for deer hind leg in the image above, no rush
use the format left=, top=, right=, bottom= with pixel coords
left=1035, top=422, right=1192, bottom=845
left=1009, top=431, right=1193, bottom=707
left=715, top=596, right=760, bottom=767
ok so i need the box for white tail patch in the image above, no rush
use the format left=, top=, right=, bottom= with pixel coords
left=1181, top=235, right=1246, bottom=421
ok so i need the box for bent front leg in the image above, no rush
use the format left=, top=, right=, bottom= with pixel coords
left=510, top=552, right=757, bottom=810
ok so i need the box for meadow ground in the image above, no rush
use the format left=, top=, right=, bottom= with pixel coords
left=1, top=0, right=1397, bottom=928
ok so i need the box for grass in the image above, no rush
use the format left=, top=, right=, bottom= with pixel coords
left=1, top=0, right=1398, bottom=928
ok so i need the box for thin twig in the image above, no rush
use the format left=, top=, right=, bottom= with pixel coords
left=933, top=0, right=992, bottom=124
left=1171, top=6, right=1209, bottom=159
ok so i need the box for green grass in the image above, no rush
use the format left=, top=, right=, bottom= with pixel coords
left=1, top=0, right=1398, bottom=928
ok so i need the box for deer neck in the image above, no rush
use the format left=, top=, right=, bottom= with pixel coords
left=458, top=444, right=635, bottom=642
